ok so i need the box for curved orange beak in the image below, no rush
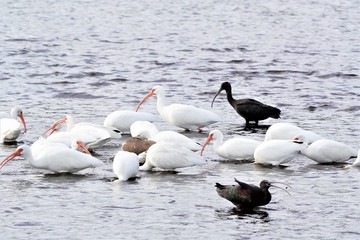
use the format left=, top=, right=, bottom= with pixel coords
left=135, top=88, right=155, bottom=112
left=76, top=140, right=92, bottom=155
left=43, top=117, right=67, bottom=136
left=200, top=134, right=213, bottom=156
left=0, top=148, right=22, bottom=170
left=19, top=113, right=27, bottom=133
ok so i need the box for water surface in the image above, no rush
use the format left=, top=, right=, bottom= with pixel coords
left=1, top=0, right=360, bottom=239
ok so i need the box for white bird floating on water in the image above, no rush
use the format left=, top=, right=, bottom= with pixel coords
left=136, top=85, right=221, bottom=132
left=301, top=139, right=357, bottom=164
left=45, top=131, right=111, bottom=151
left=264, top=122, right=322, bottom=144
left=254, top=135, right=308, bottom=166
left=130, top=121, right=160, bottom=138
left=140, top=142, right=207, bottom=171
left=0, top=107, right=27, bottom=143
left=104, top=110, right=161, bottom=134
left=130, top=121, right=202, bottom=152
left=0, top=144, right=103, bottom=173
left=43, top=115, right=122, bottom=149
left=201, top=129, right=262, bottom=161
left=31, top=137, right=91, bottom=158
left=113, top=151, right=139, bottom=181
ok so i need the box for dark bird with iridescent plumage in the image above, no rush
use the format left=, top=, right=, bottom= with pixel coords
left=215, top=178, right=289, bottom=210
left=211, top=82, right=281, bottom=127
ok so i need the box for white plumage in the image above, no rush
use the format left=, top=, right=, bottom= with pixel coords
left=113, top=151, right=139, bottom=181
left=201, top=129, right=262, bottom=161
left=264, top=122, right=322, bottom=143
left=136, top=85, right=220, bottom=132
left=0, top=145, right=103, bottom=173
left=0, top=107, right=27, bottom=143
left=302, top=139, right=357, bottom=164
left=254, top=135, right=308, bottom=166
left=104, top=110, right=160, bottom=134
left=140, top=142, right=206, bottom=171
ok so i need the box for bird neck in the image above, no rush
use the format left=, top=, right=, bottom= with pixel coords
left=155, top=92, right=168, bottom=116
left=262, top=189, right=272, bottom=204
left=10, top=110, right=18, bottom=119
left=224, top=87, right=236, bottom=105
left=66, top=117, right=76, bottom=131
left=22, top=149, right=43, bottom=169
left=213, top=137, right=224, bottom=150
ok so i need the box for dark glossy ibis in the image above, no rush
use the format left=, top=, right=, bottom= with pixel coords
left=211, top=82, right=281, bottom=127
left=215, top=178, right=289, bottom=210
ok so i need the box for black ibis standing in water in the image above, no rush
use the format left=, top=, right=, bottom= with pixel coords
left=211, top=82, right=281, bottom=127
left=215, top=178, right=290, bottom=210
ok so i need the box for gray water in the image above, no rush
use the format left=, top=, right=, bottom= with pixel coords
left=1, top=0, right=360, bottom=239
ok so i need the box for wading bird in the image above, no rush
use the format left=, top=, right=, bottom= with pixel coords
left=301, top=139, right=357, bottom=164
left=139, top=142, right=206, bottom=171
left=254, top=135, right=308, bottom=166
left=113, top=151, right=139, bottom=181
left=264, top=122, right=322, bottom=144
left=215, top=178, right=290, bottom=210
left=0, top=107, right=27, bottom=143
left=211, top=82, right=280, bottom=127
left=136, top=85, right=220, bottom=132
left=201, top=129, right=261, bottom=161
left=0, top=144, right=103, bottom=173
left=104, top=110, right=160, bottom=134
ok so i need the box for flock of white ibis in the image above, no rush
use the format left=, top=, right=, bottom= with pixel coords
left=1, top=83, right=359, bottom=187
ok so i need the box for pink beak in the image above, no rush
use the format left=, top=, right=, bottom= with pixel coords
left=19, top=113, right=27, bottom=133
left=0, top=148, right=22, bottom=170
left=200, top=134, right=213, bottom=156
left=76, top=140, right=92, bottom=155
left=43, top=117, right=67, bottom=136
left=135, top=89, right=155, bottom=112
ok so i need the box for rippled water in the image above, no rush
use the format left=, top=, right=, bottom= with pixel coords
left=1, top=0, right=360, bottom=239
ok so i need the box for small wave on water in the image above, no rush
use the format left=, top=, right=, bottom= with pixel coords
left=64, top=71, right=111, bottom=79
left=53, top=92, right=102, bottom=99
left=4, top=38, right=40, bottom=43
left=265, top=70, right=317, bottom=76
left=317, top=72, right=358, bottom=79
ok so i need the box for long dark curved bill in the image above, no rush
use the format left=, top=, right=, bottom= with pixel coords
left=211, top=87, right=224, bottom=108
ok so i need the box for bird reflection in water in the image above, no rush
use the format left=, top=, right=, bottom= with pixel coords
left=215, top=207, right=270, bottom=222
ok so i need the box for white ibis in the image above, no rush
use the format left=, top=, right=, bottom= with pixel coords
left=44, top=115, right=121, bottom=148
left=301, top=139, right=357, bottom=164
left=153, top=131, right=202, bottom=151
left=136, top=85, right=221, bottom=132
left=113, top=151, right=139, bottom=181
left=254, top=135, right=308, bottom=166
left=211, top=82, right=281, bottom=126
left=44, top=115, right=122, bottom=138
left=46, top=131, right=111, bottom=151
left=131, top=121, right=202, bottom=152
left=0, top=144, right=103, bottom=173
left=104, top=110, right=161, bottom=134
left=31, top=137, right=91, bottom=158
left=201, top=129, right=262, bottom=161
left=139, top=142, right=207, bottom=171
left=130, top=121, right=159, bottom=138
left=0, top=107, right=27, bottom=143
left=264, top=122, right=322, bottom=144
